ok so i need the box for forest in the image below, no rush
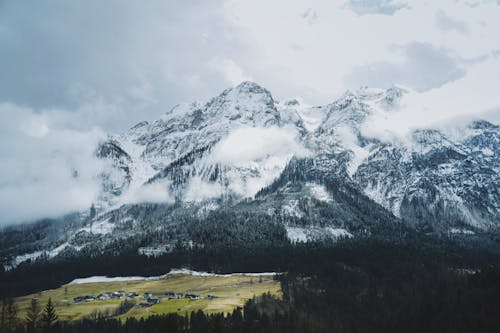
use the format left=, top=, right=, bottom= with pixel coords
left=2, top=232, right=500, bottom=332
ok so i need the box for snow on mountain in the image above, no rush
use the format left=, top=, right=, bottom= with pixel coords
left=3, top=81, right=499, bottom=267
left=92, top=82, right=499, bottom=231
left=305, top=182, right=332, bottom=203
left=286, top=226, right=353, bottom=243
left=354, top=124, right=499, bottom=230
left=77, top=219, right=115, bottom=235
left=127, top=81, right=281, bottom=168
left=95, top=81, right=309, bottom=207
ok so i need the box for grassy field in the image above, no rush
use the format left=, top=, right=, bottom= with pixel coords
left=14, top=273, right=281, bottom=321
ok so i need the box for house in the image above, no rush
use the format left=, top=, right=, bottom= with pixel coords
left=137, top=302, right=152, bottom=308
left=97, top=293, right=110, bottom=300
left=146, top=296, right=161, bottom=304
left=165, top=292, right=183, bottom=299
left=185, top=293, right=200, bottom=300
left=73, top=296, right=86, bottom=303
left=143, top=292, right=153, bottom=299
left=73, top=295, right=96, bottom=303
left=110, top=292, right=122, bottom=299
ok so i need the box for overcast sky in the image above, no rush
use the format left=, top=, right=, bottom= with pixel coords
left=1, top=0, right=499, bottom=225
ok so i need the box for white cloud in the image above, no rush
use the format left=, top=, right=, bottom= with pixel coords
left=1, top=0, right=500, bottom=224
left=210, top=126, right=309, bottom=164
left=0, top=103, right=107, bottom=224
left=301, top=8, right=319, bottom=25
left=119, top=181, right=173, bottom=205
left=209, top=58, right=253, bottom=86
left=182, top=126, right=310, bottom=203
left=435, top=10, right=468, bottom=34
left=224, top=0, right=500, bottom=103
left=360, top=56, right=500, bottom=142
left=344, top=42, right=466, bottom=92
left=184, top=176, right=224, bottom=203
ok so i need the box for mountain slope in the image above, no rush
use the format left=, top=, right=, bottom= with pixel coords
left=1, top=82, right=499, bottom=269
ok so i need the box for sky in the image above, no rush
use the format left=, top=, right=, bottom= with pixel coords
left=0, top=0, right=499, bottom=225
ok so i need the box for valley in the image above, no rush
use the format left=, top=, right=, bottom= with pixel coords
left=13, top=270, right=281, bottom=321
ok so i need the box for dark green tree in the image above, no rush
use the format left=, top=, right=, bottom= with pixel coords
left=89, top=204, right=96, bottom=219
left=41, top=298, right=58, bottom=332
left=26, top=298, right=41, bottom=333
left=3, top=298, right=19, bottom=333
left=0, top=298, right=6, bottom=332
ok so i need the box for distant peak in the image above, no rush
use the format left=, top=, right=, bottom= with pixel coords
left=383, top=86, right=407, bottom=103
left=355, top=85, right=407, bottom=101
left=331, top=90, right=359, bottom=109
left=233, top=81, right=270, bottom=94
left=469, top=119, right=497, bottom=130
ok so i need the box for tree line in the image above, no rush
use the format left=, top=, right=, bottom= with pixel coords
left=3, top=265, right=500, bottom=333
left=1, top=297, right=58, bottom=333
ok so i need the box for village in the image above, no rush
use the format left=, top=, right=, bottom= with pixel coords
left=73, top=290, right=217, bottom=308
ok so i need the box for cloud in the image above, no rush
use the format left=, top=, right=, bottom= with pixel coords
left=435, top=10, right=468, bottom=34
left=1, top=0, right=500, bottom=224
left=3, top=0, right=500, bottom=111
left=301, top=8, right=319, bottom=25
left=224, top=0, right=500, bottom=103
left=343, top=0, right=409, bottom=15
left=119, top=181, right=173, bottom=205
left=0, top=100, right=178, bottom=225
left=184, top=177, right=223, bottom=203
left=0, top=0, right=251, bottom=131
left=209, top=58, right=253, bottom=86
left=182, top=126, right=310, bottom=203
left=0, top=103, right=107, bottom=224
left=359, top=56, right=500, bottom=142
left=210, top=126, right=309, bottom=164
left=344, top=42, right=466, bottom=91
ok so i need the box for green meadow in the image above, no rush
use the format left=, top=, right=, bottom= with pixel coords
left=14, top=273, right=281, bottom=321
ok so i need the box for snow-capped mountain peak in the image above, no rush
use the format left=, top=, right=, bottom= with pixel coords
left=99, top=83, right=497, bottom=232
left=3, top=82, right=499, bottom=268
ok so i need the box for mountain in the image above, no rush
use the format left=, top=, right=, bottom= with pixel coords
left=1, top=82, right=499, bottom=269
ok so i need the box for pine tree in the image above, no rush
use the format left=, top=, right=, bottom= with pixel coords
left=90, top=204, right=96, bottom=219
left=5, top=298, right=18, bottom=333
left=41, top=298, right=58, bottom=332
left=26, top=298, right=41, bottom=333
left=0, top=299, right=6, bottom=332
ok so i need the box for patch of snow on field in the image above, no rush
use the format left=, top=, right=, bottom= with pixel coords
left=167, top=269, right=278, bottom=277
left=68, top=270, right=278, bottom=284
left=69, top=275, right=167, bottom=285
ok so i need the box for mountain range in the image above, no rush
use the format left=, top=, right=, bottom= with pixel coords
left=1, top=81, right=499, bottom=269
